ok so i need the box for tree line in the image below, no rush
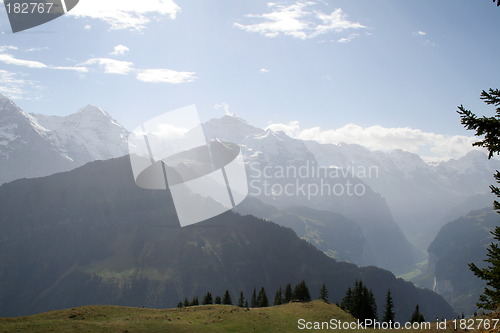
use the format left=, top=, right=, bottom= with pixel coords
left=176, top=279, right=426, bottom=324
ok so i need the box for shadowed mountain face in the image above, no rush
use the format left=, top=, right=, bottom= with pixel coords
left=234, top=197, right=368, bottom=264
left=0, top=156, right=454, bottom=321
left=426, top=208, right=497, bottom=315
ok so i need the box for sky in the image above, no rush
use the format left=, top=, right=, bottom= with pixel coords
left=0, top=0, right=498, bottom=161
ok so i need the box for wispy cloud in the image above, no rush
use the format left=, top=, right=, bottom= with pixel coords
left=337, top=33, right=359, bottom=43
left=110, top=44, right=130, bottom=56
left=0, top=70, right=41, bottom=100
left=0, top=45, right=18, bottom=52
left=413, top=30, right=436, bottom=47
left=214, top=102, right=234, bottom=116
left=234, top=1, right=366, bottom=40
left=26, top=47, right=49, bottom=52
left=69, top=0, right=181, bottom=30
left=0, top=53, right=48, bottom=69
left=260, top=68, right=270, bottom=73
left=51, top=66, right=89, bottom=73
left=136, top=68, right=197, bottom=84
left=80, top=58, right=134, bottom=75
left=266, top=121, right=479, bottom=161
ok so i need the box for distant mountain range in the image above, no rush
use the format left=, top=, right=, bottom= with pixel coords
left=0, top=156, right=455, bottom=321
left=1, top=95, right=498, bottom=275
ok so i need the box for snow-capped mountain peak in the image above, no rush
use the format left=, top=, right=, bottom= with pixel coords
left=202, top=114, right=263, bottom=144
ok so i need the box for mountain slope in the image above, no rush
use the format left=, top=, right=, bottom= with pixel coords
left=305, top=140, right=500, bottom=250
left=213, top=125, right=421, bottom=273
left=0, top=156, right=454, bottom=321
left=234, top=197, right=367, bottom=264
left=425, top=207, right=497, bottom=315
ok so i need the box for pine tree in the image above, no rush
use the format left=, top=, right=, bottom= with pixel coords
left=341, top=281, right=378, bottom=321
left=223, top=290, right=232, bottom=305
left=382, top=289, right=395, bottom=323
left=257, top=287, right=269, bottom=307
left=214, top=296, right=221, bottom=304
left=183, top=298, right=190, bottom=307
left=177, top=302, right=183, bottom=308
left=293, top=280, right=311, bottom=302
left=469, top=228, right=500, bottom=310
left=366, top=290, right=378, bottom=321
left=319, top=283, right=329, bottom=303
left=251, top=288, right=257, bottom=308
left=244, top=300, right=249, bottom=308
left=458, top=88, right=500, bottom=310
left=274, top=287, right=283, bottom=305
left=238, top=291, right=245, bottom=307
left=190, top=296, right=199, bottom=306
left=284, top=283, right=293, bottom=303
left=340, top=287, right=353, bottom=312
left=202, top=292, right=213, bottom=305
left=410, top=304, right=425, bottom=323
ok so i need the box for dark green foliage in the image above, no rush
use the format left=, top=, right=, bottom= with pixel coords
left=251, top=288, right=257, bottom=308
left=177, top=302, right=183, bottom=308
left=190, top=297, right=199, bottom=306
left=202, top=292, right=213, bottom=305
left=340, top=287, right=353, bottom=311
left=284, top=283, right=293, bottom=303
left=274, top=287, right=283, bottom=305
left=214, top=296, right=221, bottom=304
left=244, top=300, right=248, bottom=308
left=469, top=228, right=500, bottom=310
left=410, top=304, right=425, bottom=323
left=319, top=283, right=329, bottom=303
left=458, top=89, right=500, bottom=159
left=458, top=88, right=500, bottom=311
left=341, top=281, right=378, bottom=321
left=293, top=280, right=311, bottom=302
left=382, top=289, right=395, bottom=323
left=183, top=298, right=189, bottom=307
left=238, top=291, right=245, bottom=307
left=222, top=290, right=232, bottom=305
left=257, top=287, right=269, bottom=307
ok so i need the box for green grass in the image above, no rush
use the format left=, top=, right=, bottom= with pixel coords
left=0, top=300, right=491, bottom=333
left=0, top=301, right=353, bottom=333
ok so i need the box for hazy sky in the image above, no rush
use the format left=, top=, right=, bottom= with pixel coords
left=0, top=0, right=498, bottom=161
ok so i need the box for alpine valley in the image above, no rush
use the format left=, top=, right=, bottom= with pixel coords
left=0, top=95, right=497, bottom=317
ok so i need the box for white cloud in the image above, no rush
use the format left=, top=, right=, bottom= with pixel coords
left=234, top=1, right=366, bottom=39
left=0, top=45, right=18, bottom=52
left=337, top=33, right=359, bottom=43
left=69, top=0, right=181, bottom=30
left=0, top=70, right=41, bottom=100
left=413, top=30, right=436, bottom=47
left=0, top=53, right=47, bottom=68
left=26, top=47, right=49, bottom=52
left=266, top=121, right=480, bottom=161
left=214, top=102, right=234, bottom=116
left=110, top=44, right=130, bottom=56
left=80, top=58, right=134, bottom=74
left=136, top=68, right=197, bottom=84
left=83, top=24, right=92, bottom=30
left=51, top=66, right=89, bottom=73
left=260, top=68, right=270, bottom=73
